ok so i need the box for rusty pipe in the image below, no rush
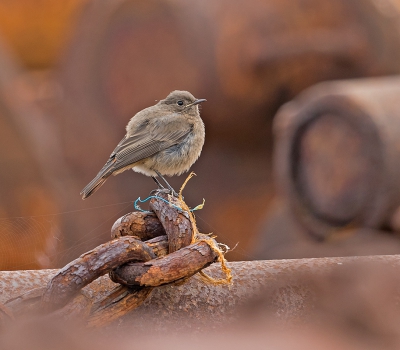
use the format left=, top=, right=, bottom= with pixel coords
left=3, top=255, right=400, bottom=329
left=274, top=76, right=400, bottom=240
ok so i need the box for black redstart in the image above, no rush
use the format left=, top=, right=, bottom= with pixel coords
left=80, top=90, right=206, bottom=199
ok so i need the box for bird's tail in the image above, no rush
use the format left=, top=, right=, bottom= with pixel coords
left=81, top=158, right=116, bottom=199
left=80, top=174, right=109, bottom=199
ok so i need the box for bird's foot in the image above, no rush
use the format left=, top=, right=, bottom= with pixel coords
left=150, top=188, right=180, bottom=198
left=153, top=171, right=181, bottom=198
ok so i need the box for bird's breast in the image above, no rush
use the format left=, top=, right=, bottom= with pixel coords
left=145, top=121, right=205, bottom=176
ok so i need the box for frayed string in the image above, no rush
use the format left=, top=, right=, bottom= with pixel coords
left=177, top=172, right=232, bottom=286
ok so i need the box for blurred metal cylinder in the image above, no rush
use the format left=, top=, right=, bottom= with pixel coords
left=274, top=76, right=400, bottom=239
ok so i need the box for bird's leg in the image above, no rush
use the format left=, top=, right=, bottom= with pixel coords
left=150, top=176, right=170, bottom=196
left=152, top=176, right=165, bottom=189
left=155, top=170, right=179, bottom=197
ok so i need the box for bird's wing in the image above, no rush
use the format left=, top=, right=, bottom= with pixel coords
left=108, top=116, right=192, bottom=173
left=80, top=114, right=191, bottom=198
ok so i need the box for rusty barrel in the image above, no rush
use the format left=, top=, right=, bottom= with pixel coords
left=274, top=76, right=400, bottom=239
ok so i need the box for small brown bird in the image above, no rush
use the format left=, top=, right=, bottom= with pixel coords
left=80, top=90, right=206, bottom=199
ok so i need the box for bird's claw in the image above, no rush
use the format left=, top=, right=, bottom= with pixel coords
left=150, top=188, right=180, bottom=198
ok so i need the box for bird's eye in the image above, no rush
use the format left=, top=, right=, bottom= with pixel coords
left=177, top=100, right=184, bottom=106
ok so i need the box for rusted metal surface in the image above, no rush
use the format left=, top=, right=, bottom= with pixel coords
left=111, top=211, right=166, bottom=240
left=0, top=269, right=55, bottom=302
left=112, top=239, right=217, bottom=287
left=149, top=192, right=193, bottom=253
left=2, top=255, right=400, bottom=328
left=86, top=286, right=153, bottom=328
left=274, top=76, right=400, bottom=240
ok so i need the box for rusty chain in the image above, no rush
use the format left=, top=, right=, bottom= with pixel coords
left=1, top=189, right=231, bottom=327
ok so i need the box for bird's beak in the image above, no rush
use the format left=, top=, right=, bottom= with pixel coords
left=186, top=98, right=207, bottom=108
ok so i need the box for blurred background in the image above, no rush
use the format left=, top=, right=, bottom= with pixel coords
left=3, top=0, right=400, bottom=269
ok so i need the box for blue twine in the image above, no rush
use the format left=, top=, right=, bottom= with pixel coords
left=134, top=195, right=182, bottom=213
left=134, top=195, right=202, bottom=213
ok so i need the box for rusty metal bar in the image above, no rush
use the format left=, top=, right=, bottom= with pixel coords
left=2, top=255, right=400, bottom=328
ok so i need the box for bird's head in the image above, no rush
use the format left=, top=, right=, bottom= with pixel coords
left=159, top=90, right=206, bottom=114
